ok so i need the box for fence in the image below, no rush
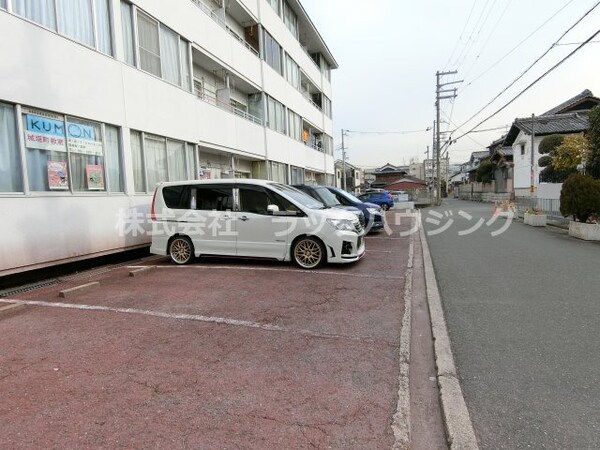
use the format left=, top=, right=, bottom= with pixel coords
left=515, top=197, right=562, bottom=217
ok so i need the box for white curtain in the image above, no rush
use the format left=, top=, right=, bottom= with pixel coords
left=167, top=140, right=185, bottom=181
left=94, top=0, right=112, bottom=55
left=185, top=143, right=196, bottom=179
left=56, top=0, right=94, bottom=47
left=179, top=39, right=191, bottom=91
left=14, top=0, right=57, bottom=30
left=137, top=11, right=161, bottom=77
left=160, top=25, right=181, bottom=86
left=120, top=1, right=135, bottom=65
left=144, top=135, right=167, bottom=189
left=1, top=0, right=7, bottom=9
left=130, top=130, right=145, bottom=192
left=0, top=104, right=22, bottom=192
left=105, top=125, right=123, bottom=192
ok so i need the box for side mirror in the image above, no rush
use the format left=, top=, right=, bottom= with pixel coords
left=267, top=204, right=280, bottom=215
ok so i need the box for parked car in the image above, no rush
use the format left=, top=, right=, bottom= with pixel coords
left=358, top=190, right=394, bottom=210
left=323, top=186, right=385, bottom=233
left=292, top=184, right=365, bottom=226
left=150, top=179, right=365, bottom=269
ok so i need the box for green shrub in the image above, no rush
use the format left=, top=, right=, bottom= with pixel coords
left=560, top=174, right=600, bottom=222
left=476, top=160, right=494, bottom=184
left=587, top=105, right=600, bottom=179
left=538, top=155, right=552, bottom=168
left=538, top=134, right=564, bottom=155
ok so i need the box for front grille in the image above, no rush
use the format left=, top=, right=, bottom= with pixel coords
left=341, top=241, right=353, bottom=255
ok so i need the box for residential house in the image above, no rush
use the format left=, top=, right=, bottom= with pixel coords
left=335, top=160, right=363, bottom=191
left=503, top=90, right=600, bottom=198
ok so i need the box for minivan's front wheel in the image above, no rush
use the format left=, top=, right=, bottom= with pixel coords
left=292, top=237, right=325, bottom=269
left=169, top=236, right=194, bottom=265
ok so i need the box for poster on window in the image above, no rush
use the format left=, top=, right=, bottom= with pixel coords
left=47, top=161, right=69, bottom=190
left=86, top=165, right=105, bottom=190
left=66, top=122, right=103, bottom=156
left=25, top=115, right=67, bottom=152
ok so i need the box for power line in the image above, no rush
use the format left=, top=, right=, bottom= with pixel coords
left=451, top=0, right=495, bottom=70
left=443, top=0, right=478, bottom=71
left=344, top=128, right=431, bottom=135
left=455, top=0, right=600, bottom=131
left=454, top=27, right=600, bottom=142
left=459, top=0, right=575, bottom=93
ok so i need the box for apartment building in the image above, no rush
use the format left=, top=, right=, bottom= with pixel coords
left=0, top=0, right=337, bottom=275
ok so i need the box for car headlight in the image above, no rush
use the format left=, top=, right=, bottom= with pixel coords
left=326, top=218, right=356, bottom=232
left=367, top=207, right=380, bottom=215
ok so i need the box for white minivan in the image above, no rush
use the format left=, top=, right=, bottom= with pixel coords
left=149, top=179, right=365, bottom=269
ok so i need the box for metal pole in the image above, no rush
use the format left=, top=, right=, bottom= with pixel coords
left=341, top=129, right=347, bottom=190
left=426, top=145, right=431, bottom=203
left=530, top=113, right=536, bottom=195
left=436, top=72, right=442, bottom=205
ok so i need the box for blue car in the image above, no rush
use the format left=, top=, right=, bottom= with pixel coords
left=324, top=186, right=384, bottom=233
left=358, top=190, right=394, bottom=210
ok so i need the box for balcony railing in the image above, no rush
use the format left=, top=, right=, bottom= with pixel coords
left=196, top=91, right=263, bottom=126
left=189, top=0, right=259, bottom=57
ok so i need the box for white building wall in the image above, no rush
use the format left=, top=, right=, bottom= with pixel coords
left=0, top=0, right=336, bottom=274
left=512, top=131, right=544, bottom=196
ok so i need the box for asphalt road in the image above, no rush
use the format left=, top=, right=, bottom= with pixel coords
left=423, top=199, right=600, bottom=449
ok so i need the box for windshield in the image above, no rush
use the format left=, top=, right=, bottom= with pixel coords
left=268, top=183, right=325, bottom=209
left=314, top=187, right=341, bottom=207
left=334, top=188, right=362, bottom=204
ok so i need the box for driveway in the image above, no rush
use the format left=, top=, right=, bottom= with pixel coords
left=0, top=214, right=445, bottom=449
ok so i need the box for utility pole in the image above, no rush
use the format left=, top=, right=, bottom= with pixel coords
left=426, top=145, right=431, bottom=203
left=530, top=113, right=536, bottom=198
left=435, top=70, right=462, bottom=205
left=341, top=129, right=348, bottom=190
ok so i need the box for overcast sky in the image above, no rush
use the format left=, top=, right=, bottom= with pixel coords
left=300, top=0, right=600, bottom=167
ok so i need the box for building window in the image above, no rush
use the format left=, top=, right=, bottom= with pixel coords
left=285, top=54, right=300, bottom=89
left=266, top=0, right=280, bottom=15
left=0, top=0, right=6, bottom=9
left=57, top=0, right=95, bottom=48
left=180, top=39, right=191, bottom=92
left=14, top=0, right=112, bottom=55
left=137, top=11, right=161, bottom=77
left=14, top=0, right=58, bottom=31
left=130, top=130, right=145, bottom=192
left=287, top=110, right=301, bottom=141
left=22, top=107, right=120, bottom=193
left=0, top=103, right=23, bottom=192
left=267, top=96, right=286, bottom=134
left=120, top=1, right=135, bottom=65
left=270, top=161, right=288, bottom=183
left=323, top=95, right=332, bottom=118
left=520, top=144, right=525, bottom=156
left=159, top=24, right=181, bottom=86
left=66, top=117, right=105, bottom=192
left=283, top=2, right=298, bottom=38
left=131, top=130, right=195, bottom=193
left=291, top=166, right=304, bottom=185
left=263, top=30, right=282, bottom=75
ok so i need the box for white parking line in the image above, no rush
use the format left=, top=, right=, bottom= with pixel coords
left=127, top=265, right=405, bottom=280
left=0, top=298, right=395, bottom=346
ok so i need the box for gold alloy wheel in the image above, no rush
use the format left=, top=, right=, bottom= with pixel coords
left=294, top=238, right=323, bottom=269
left=170, top=237, right=192, bottom=265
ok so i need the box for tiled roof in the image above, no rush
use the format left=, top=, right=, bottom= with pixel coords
left=471, top=151, right=490, bottom=159
left=504, top=112, right=589, bottom=146
left=541, top=89, right=597, bottom=116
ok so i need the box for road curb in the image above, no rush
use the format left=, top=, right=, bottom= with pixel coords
left=419, top=223, right=479, bottom=449
left=0, top=302, right=26, bottom=319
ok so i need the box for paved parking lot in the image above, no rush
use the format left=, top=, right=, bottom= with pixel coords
left=0, top=214, right=445, bottom=449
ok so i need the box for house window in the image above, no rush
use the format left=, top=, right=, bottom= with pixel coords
left=263, top=30, right=282, bottom=75
left=159, top=24, right=181, bottom=86
left=0, top=1, right=6, bottom=9
left=520, top=144, right=525, bottom=156
left=57, top=0, right=95, bottom=48
left=291, top=166, right=304, bottom=185
left=0, top=103, right=23, bottom=192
